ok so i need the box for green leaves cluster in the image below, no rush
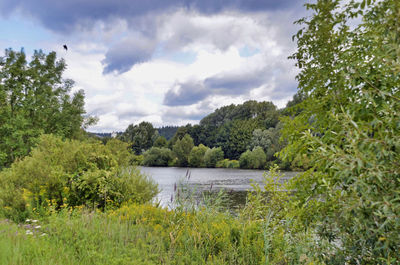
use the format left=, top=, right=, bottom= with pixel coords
left=0, top=49, right=94, bottom=168
left=280, top=0, right=400, bottom=262
left=0, top=135, right=158, bottom=222
left=119, top=121, right=157, bottom=154
left=239, top=147, right=267, bottom=169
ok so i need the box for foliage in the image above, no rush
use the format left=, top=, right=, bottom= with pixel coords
left=204, top=147, right=224, bottom=168
left=156, top=125, right=179, bottom=140
left=0, top=134, right=158, bottom=222
left=0, top=49, right=94, bottom=168
left=248, top=126, right=283, bottom=161
left=239, top=147, right=266, bottom=169
left=172, top=134, right=194, bottom=167
left=280, top=0, right=400, bottom=263
left=215, top=159, right=240, bottom=169
left=153, top=135, right=168, bottom=148
left=119, top=121, right=157, bottom=154
left=188, top=144, right=208, bottom=167
left=0, top=203, right=269, bottom=265
left=142, top=147, right=174, bottom=166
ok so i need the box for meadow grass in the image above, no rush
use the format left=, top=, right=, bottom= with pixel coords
left=0, top=204, right=270, bottom=265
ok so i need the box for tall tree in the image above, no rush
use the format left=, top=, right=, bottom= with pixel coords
left=120, top=121, right=157, bottom=154
left=172, top=134, right=194, bottom=167
left=281, top=0, right=400, bottom=262
left=0, top=49, right=91, bottom=168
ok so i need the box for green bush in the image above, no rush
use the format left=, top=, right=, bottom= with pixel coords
left=204, top=147, right=224, bottom=168
left=0, top=134, right=158, bottom=221
left=188, top=144, right=208, bottom=167
left=239, top=147, right=266, bottom=169
left=216, top=159, right=240, bottom=169
left=142, top=147, right=174, bottom=166
left=172, top=134, right=194, bottom=167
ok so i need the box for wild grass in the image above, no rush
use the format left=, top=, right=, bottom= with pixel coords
left=0, top=167, right=327, bottom=264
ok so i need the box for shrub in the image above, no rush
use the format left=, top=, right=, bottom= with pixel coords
left=188, top=144, right=208, bottom=167
left=204, top=147, right=224, bottom=168
left=172, top=134, right=194, bottom=167
left=0, top=134, right=158, bottom=221
left=239, top=147, right=266, bottom=169
left=216, top=159, right=240, bottom=169
left=142, top=147, right=174, bottom=166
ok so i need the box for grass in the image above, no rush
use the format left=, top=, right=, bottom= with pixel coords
left=0, top=204, right=269, bottom=265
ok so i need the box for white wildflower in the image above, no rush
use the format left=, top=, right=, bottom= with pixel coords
left=26, top=230, right=33, bottom=235
left=31, top=220, right=38, bottom=223
left=35, top=225, right=41, bottom=229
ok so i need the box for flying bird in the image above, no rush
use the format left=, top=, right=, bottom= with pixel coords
left=63, top=44, right=68, bottom=51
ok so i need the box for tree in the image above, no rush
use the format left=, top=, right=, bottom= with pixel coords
left=204, top=147, right=224, bottom=168
left=142, top=147, right=174, bottom=166
left=0, top=49, right=92, bottom=168
left=248, top=126, right=283, bottom=161
left=280, top=0, right=400, bottom=262
left=239, top=147, right=266, bottom=169
left=153, top=136, right=168, bottom=148
left=188, top=144, right=208, bottom=167
left=120, top=121, right=157, bottom=154
left=225, top=119, right=258, bottom=159
left=172, top=134, right=194, bottom=167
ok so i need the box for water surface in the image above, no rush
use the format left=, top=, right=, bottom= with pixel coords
left=140, top=167, right=299, bottom=208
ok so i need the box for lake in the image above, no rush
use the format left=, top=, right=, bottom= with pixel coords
left=139, top=166, right=299, bottom=209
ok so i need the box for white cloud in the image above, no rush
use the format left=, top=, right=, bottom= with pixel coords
left=52, top=9, right=299, bottom=132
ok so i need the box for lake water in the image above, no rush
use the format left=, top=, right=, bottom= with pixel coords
left=139, top=166, right=299, bottom=209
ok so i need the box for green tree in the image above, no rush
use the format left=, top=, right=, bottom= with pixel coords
left=248, top=126, right=283, bottom=161
left=142, top=147, right=174, bottom=166
left=204, top=147, right=224, bottom=168
left=188, top=144, right=208, bottom=167
left=172, top=134, right=194, bottom=167
left=239, top=147, right=266, bottom=169
left=225, top=119, right=259, bottom=159
left=0, top=49, right=93, bottom=168
left=0, top=135, right=158, bottom=221
left=120, top=121, right=157, bottom=154
left=153, top=136, right=168, bottom=148
left=280, top=0, right=400, bottom=262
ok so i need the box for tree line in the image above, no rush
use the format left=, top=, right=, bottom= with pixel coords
left=113, top=98, right=303, bottom=170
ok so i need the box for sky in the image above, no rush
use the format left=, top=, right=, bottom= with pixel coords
left=0, top=0, right=307, bottom=132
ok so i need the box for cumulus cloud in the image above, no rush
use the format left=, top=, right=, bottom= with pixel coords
left=163, top=81, right=208, bottom=106
left=102, top=36, right=156, bottom=74
left=0, top=0, right=297, bottom=33
left=0, top=0, right=306, bottom=131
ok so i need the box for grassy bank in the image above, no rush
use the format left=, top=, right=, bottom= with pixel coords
left=0, top=203, right=322, bottom=265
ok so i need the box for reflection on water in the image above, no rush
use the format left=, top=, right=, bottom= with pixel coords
left=139, top=166, right=299, bottom=209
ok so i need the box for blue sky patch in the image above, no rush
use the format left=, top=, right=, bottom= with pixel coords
left=239, top=45, right=260, bottom=57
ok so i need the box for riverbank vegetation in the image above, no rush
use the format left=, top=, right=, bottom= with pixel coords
left=1, top=0, right=399, bottom=264
left=113, top=99, right=292, bottom=170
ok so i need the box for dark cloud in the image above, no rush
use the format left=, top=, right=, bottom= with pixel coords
left=204, top=72, right=266, bottom=94
left=0, top=0, right=297, bottom=33
left=163, top=69, right=268, bottom=106
left=102, top=37, right=156, bottom=74
left=163, top=81, right=208, bottom=106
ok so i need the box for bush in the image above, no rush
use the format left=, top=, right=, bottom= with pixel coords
left=216, top=159, right=240, bottom=169
left=239, top=147, right=266, bottom=169
left=172, top=134, right=194, bottom=167
left=142, top=147, right=174, bottom=166
left=204, top=147, right=224, bottom=168
left=188, top=144, right=208, bottom=167
left=0, top=134, right=158, bottom=221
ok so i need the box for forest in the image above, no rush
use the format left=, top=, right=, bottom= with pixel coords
left=0, top=0, right=399, bottom=264
left=109, top=98, right=301, bottom=170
